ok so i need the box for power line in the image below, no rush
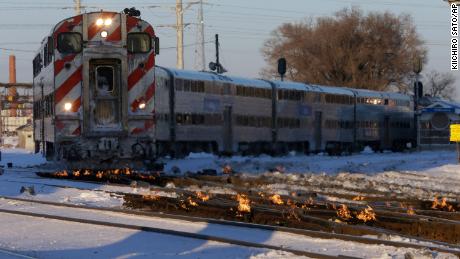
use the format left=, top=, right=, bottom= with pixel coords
left=0, top=47, right=35, bottom=53
left=321, top=0, right=444, bottom=8
left=161, top=40, right=213, bottom=50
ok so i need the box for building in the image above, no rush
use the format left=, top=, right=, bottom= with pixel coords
left=16, top=124, right=34, bottom=151
left=418, top=97, right=460, bottom=149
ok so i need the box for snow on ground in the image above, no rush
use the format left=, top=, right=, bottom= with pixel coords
left=0, top=212, right=291, bottom=259
left=0, top=148, right=45, bottom=168
left=163, top=150, right=459, bottom=177
left=161, top=150, right=460, bottom=201
left=0, top=199, right=454, bottom=259
left=1, top=148, right=460, bottom=258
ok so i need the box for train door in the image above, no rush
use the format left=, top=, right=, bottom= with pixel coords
left=223, top=106, right=233, bottom=153
left=314, top=111, right=322, bottom=151
left=88, top=59, right=122, bottom=132
left=383, top=115, right=390, bottom=148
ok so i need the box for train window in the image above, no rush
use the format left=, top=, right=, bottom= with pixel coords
left=314, top=93, right=321, bottom=103
left=197, top=81, right=205, bottom=92
left=175, top=79, right=183, bottom=91
left=295, top=91, right=301, bottom=101
left=184, top=114, right=192, bottom=124
left=57, top=32, right=82, bottom=54
left=96, top=66, right=114, bottom=93
left=236, top=86, right=242, bottom=96
left=176, top=114, right=183, bottom=124
left=223, top=83, right=231, bottom=95
left=47, top=37, right=53, bottom=64
left=184, top=80, right=191, bottom=91
left=127, top=33, right=151, bottom=53
left=192, top=114, right=204, bottom=124
left=33, top=54, right=42, bottom=77
left=44, top=44, right=49, bottom=67
left=191, top=81, right=197, bottom=92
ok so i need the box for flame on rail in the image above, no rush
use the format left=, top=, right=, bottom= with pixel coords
left=187, top=197, right=198, bottom=207
left=337, top=204, right=352, bottom=220
left=236, top=194, right=251, bottom=213
left=431, top=197, right=456, bottom=212
left=143, top=194, right=160, bottom=201
left=53, top=168, right=134, bottom=179
left=196, top=191, right=210, bottom=202
left=356, top=206, right=376, bottom=222
left=269, top=194, right=284, bottom=205
left=407, top=206, right=415, bottom=215
left=352, top=195, right=365, bottom=201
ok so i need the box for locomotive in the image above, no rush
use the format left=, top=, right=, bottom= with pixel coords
left=33, top=11, right=414, bottom=167
left=33, top=10, right=159, bottom=167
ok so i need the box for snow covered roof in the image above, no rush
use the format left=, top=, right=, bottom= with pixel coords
left=274, top=81, right=311, bottom=91
left=310, top=84, right=355, bottom=96
left=421, top=100, right=460, bottom=114
left=162, top=67, right=272, bottom=89
left=351, top=88, right=385, bottom=98
left=385, top=92, right=412, bottom=101
left=157, top=67, right=412, bottom=99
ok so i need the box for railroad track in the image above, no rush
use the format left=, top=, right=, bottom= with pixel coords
left=0, top=196, right=354, bottom=259
left=0, top=195, right=459, bottom=257
left=9, top=172, right=460, bottom=247
left=0, top=248, right=37, bottom=259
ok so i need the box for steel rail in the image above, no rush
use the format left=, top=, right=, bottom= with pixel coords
left=0, top=200, right=353, bottom=259
left=10, top=175, right=460, bottom=245
left=0, top=248, right=38, bottom=259
left=12, top=177, right=460, bottom=228
left=0, top=196, right=459, bottom=256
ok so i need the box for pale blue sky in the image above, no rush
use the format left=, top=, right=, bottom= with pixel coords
left=0, top=0, right=454, bottom=95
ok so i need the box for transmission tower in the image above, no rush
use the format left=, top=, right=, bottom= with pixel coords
left=176, top=0, right=184, bottom=69
left=74, top=0, right=81, bottom=15
left=194, top=0, right=206, bottom=71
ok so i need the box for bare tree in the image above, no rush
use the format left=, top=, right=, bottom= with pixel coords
left=261, top=8, right=426, bottom=92
left=423, top=71, right=456, bottom=101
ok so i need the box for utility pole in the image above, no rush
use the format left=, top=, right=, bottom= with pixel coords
left=413, top=57, right=423, bottom=150
left=74, top=0, right=81, bottom=15
left=195, top=0, right=206, bottom=71
left=208, top=34, right=226, bottom=74
left=176, top=0, right=184, bottom=69
left=215, top=34, right=221, bottom=73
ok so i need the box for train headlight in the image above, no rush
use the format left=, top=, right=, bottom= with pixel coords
left=101, top=31, right=108, bottom=38
left=104, top=18, right=112, bottom=26
left=64, top=102, right=72, bottom=112
left=96, top=18, right=104, bottom=26
left=138, top=102, right=146, bottom=110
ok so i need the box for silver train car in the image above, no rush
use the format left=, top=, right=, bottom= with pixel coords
left=154, top=67, right=414, bottom=156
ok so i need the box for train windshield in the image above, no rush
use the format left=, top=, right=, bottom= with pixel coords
left=96, top=66, right=114, bottom=93
left=57, top=32, right=82, bottom=54
left=127, top=33, right=151, bottom=53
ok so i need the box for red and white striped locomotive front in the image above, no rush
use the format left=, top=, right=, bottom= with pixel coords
left=51, top=11, right=158, bottom=163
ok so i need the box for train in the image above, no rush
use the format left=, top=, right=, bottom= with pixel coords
left=33, top=10, right=415, bottom=168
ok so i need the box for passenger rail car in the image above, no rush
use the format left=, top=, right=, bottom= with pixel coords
left=33, top=11, right=414, bottom=164
left=33, top=11, right=160, bottom=164
left=154, top=67, right=415, bottom=156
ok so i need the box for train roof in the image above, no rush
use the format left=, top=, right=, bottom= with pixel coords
left=157, top=67, right=411, bottom=99
left=158, top=67, right=271, bottom=89
left=309, top=84, right=355, bottom=96
left=385, top=92, right=412, bottom=101
left=275, top=81, right=312, bottom=91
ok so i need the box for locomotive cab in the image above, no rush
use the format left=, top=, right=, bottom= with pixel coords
left=33, top=11, right=159, bottom=167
